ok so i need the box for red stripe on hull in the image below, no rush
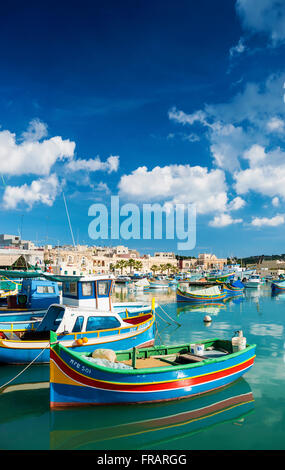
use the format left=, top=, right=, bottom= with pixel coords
left=51, top=350, right=255, bottom=393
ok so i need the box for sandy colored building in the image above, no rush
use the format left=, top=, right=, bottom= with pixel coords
left=178, top=253, right=227, bottom=272
left=44, top=245, right=179, bottom=275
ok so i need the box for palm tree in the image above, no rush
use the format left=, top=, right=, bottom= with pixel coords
left=165, top=263, right=173, bottom=275
left=115, top=260, right=128, bottom=275
left=109, top=263, right=115, bottom=273
left=159, top=264, right=167, bottom=274
left=127, top=258, right=136, bottom=274
left=150, top=264, right=159, bottom=275
left=134, top=260, right=143, bottom=273
left=170, top=265, right=179, bottom=275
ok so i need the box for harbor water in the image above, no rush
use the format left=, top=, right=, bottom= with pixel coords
left=0, top=283, right=285, bottom=450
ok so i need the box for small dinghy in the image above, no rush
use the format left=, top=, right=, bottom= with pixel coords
left=176, top=285, right=226, bottom=303
left=50, top=332, right=256, bottom=408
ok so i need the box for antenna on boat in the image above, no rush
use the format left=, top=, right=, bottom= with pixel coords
left=63, top=192, right=76, bottom=248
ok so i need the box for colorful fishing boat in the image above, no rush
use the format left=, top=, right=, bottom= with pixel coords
left=271, top=280, right=285, bottom=293
left=218, top=280, right=244, bottom=297
left=149, top=277, right=169, bottom=289
left=49, top=333, right=256, bottom=407
left=206, top=271, right=235, bottom=283
left=176, top=285, right=226, bottom=303
left=50, top=378, right=254, bottom=449
left=0, top=303, right=155, bottom=364
left=127, top=278, right=150, bottom=291
left=0, top=278, right=60, bottom=324
left=0, top=273, right=154, bottom=329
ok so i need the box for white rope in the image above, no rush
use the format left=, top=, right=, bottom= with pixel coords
left=0, top=342, right=50, bottom=391
left=156, top=303, right=181, bottom=326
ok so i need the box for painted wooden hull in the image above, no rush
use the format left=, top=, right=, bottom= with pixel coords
left=0, top=314, right=155, bottom=364
left=222, top=285, right=244, bottom=297
left=176, top=288, right=226, bottom=303
left=271, top=282, right=285, bottom=293
left=206, top=273, right=235, bottom=282
left=149, top=282, right=169, bottom=289
left=50, top=338, right=256, bottom=408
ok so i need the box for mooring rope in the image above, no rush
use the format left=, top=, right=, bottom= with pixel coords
left=156, top=302, right=181, bottom=326
left=0, top=342, right=50, bottom=391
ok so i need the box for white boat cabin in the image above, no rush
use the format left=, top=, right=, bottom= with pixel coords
left=60, top=274, right=114, bottom=311
left=35, top=303, right=132, bottom=335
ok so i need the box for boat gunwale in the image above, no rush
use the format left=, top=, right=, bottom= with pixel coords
left=0, top=312, right=155, bottom=344
left=52, top=337, right=257, bottom=376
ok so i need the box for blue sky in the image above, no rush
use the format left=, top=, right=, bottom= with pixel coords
left=0, top=0, right=285, bottom=258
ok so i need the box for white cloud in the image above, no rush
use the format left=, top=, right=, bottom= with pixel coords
left=267, top=117, right=285, bottom=133
left=118, top=164, right=228, bottom=215
left=168, top=107, right=209, bottom=127
left=65, top=155, right=119, bottom=173
left=169, top=75, right=285, bottom=177
left=209, top=213, right=243, bottom=228
left=0, top=122, right=75, bottom=176
left=243, top=144, right=266, bottom=165
left=236, top=0, right=285, bottom=45
left=21, top=118, right=48, bottom=142
left=2, top=174, right=61, bottom=210
left=169, top=74, right=285, bottom=212
left=235, top=145, right=285, bottom=199
left=272, top=196, right=280, bottom=207
left=251, top=214, right=285, bottom=227
left=228, top=196, right=246, bottom=211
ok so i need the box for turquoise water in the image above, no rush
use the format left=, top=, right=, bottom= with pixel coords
left=0, top=283, right=285, bottom=450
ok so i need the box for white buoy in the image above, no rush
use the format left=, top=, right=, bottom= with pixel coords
left=203, top=315, right=212, bottom=323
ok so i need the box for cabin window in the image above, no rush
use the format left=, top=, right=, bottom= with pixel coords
left=63, top=282, right=78, bottom=297
left=86, top=316, right=121, bottom=331
left=96, top=280, right=110, bottom=297
left=72, top=316, right=84, bottom=332
left=70, top=282, right=77, bottom=295
left=81, top=282, right=93, bottom=297
left=37, top=285, right=55, bottom=294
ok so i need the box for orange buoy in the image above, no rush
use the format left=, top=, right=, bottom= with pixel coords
left=82, top=337, right=88, bottom=344
left=76, top=338, right=83, bottom=346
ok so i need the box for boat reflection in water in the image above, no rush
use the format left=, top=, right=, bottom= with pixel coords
left=176, top=302, right=226, bottom=318
left=50, top=378, right=254, bottom=450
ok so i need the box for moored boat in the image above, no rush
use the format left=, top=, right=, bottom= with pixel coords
left=0, top=278, right=60, bottom=324
left=243, top=275, right=261, bottom=288
left=49, top=333, right=256, bottom=407
left=219, top=280, right=244, bottom=297
left=206, top=272, right=235, bottom=283
left=149, top=277, right=169, bottom=289
left=127, top=278, right=150, bottom=291
left=0, top=273, right=155, bottom=328
left=0, top=303, right=155, bottom=364
left=271, top=280, right=285, bottom=293
left=176, top=285, right=226, bottom=303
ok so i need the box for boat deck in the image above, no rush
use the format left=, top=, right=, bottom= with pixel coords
left=121, top=349, right=228, bottom=369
